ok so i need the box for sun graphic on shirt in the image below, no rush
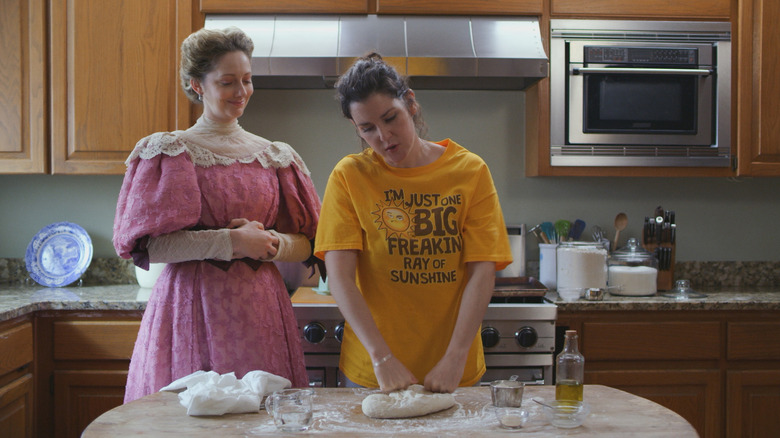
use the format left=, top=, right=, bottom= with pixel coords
left=372, top=200, right=414, bottom=239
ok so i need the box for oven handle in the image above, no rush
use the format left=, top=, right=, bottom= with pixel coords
left=574, top=67, right=712, bottom=76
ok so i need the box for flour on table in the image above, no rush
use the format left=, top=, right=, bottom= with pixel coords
left=362, top=384, right=456, bottom=419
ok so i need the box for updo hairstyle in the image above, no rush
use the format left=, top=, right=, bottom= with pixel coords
left=179, top=27, right=254, bottom=104
left=335, top=53, right=427, bottom=138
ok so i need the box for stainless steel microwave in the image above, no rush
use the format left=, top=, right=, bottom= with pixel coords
left=550, top=20, right=731, bottom=167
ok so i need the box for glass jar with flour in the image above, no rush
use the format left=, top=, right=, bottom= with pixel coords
left=608, top=238, right=658, bottom=296
left=556, top=241, right=608, bottom=301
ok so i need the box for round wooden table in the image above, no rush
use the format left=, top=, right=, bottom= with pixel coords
left=83, top=384, right=698, bottom=437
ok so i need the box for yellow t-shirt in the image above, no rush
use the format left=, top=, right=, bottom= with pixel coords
left=314, top=139, right=512, bottom=387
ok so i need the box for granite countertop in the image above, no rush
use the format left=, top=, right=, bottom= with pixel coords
left=548, top=287, right=780, bottom=311
left=2, top=283, right=780, bottom=323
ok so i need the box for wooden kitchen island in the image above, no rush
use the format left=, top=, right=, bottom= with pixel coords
left=82, top=384, right=696, bottom=437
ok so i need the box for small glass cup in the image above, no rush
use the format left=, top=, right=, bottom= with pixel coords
left=490, top=380, right=525, bottom=407
left=493, top=406, right=529, bottom=430
left=264, top=388, right=314, bottom=432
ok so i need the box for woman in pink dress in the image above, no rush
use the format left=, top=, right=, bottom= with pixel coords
left=113, top=27, right=320, bottom=403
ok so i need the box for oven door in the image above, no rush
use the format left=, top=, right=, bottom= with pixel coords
left=481, top=354, right=552, bottom=386
left=567, top=42, right=714, bottom=147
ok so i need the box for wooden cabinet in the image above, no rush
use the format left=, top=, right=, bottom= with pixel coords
left=588, top=369, right=721, bottom=436
left=0, top=0, right=47, bottom=174
left=35, top=312, right=142, bottom=438
left=727, top=370, right=780, bottom=438
left=578, top=320, right=722, bottom=436
left=375, top=0, right=543, bottom=15
left=48, top=0, right=198, bottom=174
left=736, top=0, right=780, bottom=176
left=726, top=321, right=780, bottom=436
left=550, top=0, right=731, bottom=19
left=0, top=0, right=199, bottom=175
left=0, top=318, right=34, bottom=438
left=558, top=309, right=780, bottom=438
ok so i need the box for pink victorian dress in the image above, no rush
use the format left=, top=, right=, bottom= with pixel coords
left=113, top=117, right=320, bottom=403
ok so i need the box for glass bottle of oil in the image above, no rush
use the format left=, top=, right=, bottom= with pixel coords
left=556, top=330, right=584, bottom=402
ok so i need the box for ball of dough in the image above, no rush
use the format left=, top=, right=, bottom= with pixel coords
left=362, top=384, right=457, bottom=419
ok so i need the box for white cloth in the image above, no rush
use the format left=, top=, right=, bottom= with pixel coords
left=160, top=370, right=291, bottom=416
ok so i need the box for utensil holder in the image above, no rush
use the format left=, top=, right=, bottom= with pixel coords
left=642, top=241, right=675, bottom=291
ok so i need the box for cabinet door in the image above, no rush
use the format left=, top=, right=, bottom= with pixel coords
left=200, top=0, right=368, bottom=13
left=376, top=0, right=543, bottom=15
left=550, top=0, right=730, bottom=19
left=49, top=0, right=195, bottom=174
left=0, top=374, right=34, bottom=438
left=0, top=0, right=46, bottom=173
left=737, top=0, right=780, bottom=176
left=727, top=370, right=780, bottom=438
left=53, top=370, right=128, bottom=438
left=587, top=369, right=721, bottom=438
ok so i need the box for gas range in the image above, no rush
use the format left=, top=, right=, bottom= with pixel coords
left=291, top=286, right=557, bottom=387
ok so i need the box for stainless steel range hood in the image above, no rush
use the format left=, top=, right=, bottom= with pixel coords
left=204, top=15, right=548, bottom=90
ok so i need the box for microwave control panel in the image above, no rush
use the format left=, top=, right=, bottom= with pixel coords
left=583, top=46, right=698, bottom=66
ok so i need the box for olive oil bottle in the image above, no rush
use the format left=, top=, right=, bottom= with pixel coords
left=555, top=330, right=584, bottom=402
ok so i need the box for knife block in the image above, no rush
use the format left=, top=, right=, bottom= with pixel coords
left=642, top=241, right=675, bottom=291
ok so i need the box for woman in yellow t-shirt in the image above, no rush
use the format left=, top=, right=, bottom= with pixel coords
left=314, top=53, right=512, bottom=394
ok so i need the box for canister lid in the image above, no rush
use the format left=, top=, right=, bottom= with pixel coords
left=610, top=237, right=655, bottom=263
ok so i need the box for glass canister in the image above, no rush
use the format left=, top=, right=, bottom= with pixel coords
left=608, top=237, right=658, bottom=296
left=556, top=241, right=608, bottom=301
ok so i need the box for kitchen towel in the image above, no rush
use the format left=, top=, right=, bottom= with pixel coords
left=160, top=370, right=291, bottom=416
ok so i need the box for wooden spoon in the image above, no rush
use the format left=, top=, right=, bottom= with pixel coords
left=613, top=212, right=628, bottom=250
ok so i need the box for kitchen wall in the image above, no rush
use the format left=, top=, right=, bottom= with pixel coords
left=1, top=89, right=779, bottom=262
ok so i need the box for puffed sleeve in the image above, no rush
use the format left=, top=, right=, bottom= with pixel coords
left=271, top=145, right=321, bottom=240
left=112, top=133, right=202, bottom=268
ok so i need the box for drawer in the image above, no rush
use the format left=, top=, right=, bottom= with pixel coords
left=727, top=321, right=780, bottom=360
left=583, top=321, right=721, bottom=361
left=0, top=322, right=33, bottom=375
left=54, top=321, right=141, bottom=361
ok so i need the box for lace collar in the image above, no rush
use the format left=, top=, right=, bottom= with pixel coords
left=125, top=117, right=310, bottom=175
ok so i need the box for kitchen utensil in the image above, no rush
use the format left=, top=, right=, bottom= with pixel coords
left=533, top=399, right=553, bottom=409
left=493, top=406, right=529, bottom=430
left=613, top=213, right=628, bottom=250
left=609, top=238, right=658, bottom=296
left=569, top=219, right=586, bottom=240
left=661, top=279, right=707, bottom=300
left=540, top=400, right=590, bottom=428
left=538, top=243, right=558, bottom=290
left=264, top=389, right=314, bottom=432
left=135, top=263, right=166, bottom=288
left=591, top=225, right=604, bottom=242
left=556, top=241, right=608, bottom=298
left=582, top=288, right=605, bottom=301
left=541, top=222, right=556, bottom=243
left=490, top=380, right=525, bottom=407
left=529, top=224, right=549, bottom=244
left=554, top=220, right=571, bottom=243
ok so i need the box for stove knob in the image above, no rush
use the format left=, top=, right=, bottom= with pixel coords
left=481, top=327, right=500, bottom=348
left=303, top=322, right=326, bottom=344
left=515, top=326, right=538, bottom=348
left=335, top=322, right=345, bottom=343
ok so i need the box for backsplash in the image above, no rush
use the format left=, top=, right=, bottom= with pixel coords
left=2, top=257, right=778, bottom=289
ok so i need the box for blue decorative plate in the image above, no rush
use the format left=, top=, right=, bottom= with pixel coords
left=25, top=222, right=93, bottom=287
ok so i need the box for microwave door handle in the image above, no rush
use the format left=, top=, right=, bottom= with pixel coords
left=574, top=67, right=712, bottom=76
